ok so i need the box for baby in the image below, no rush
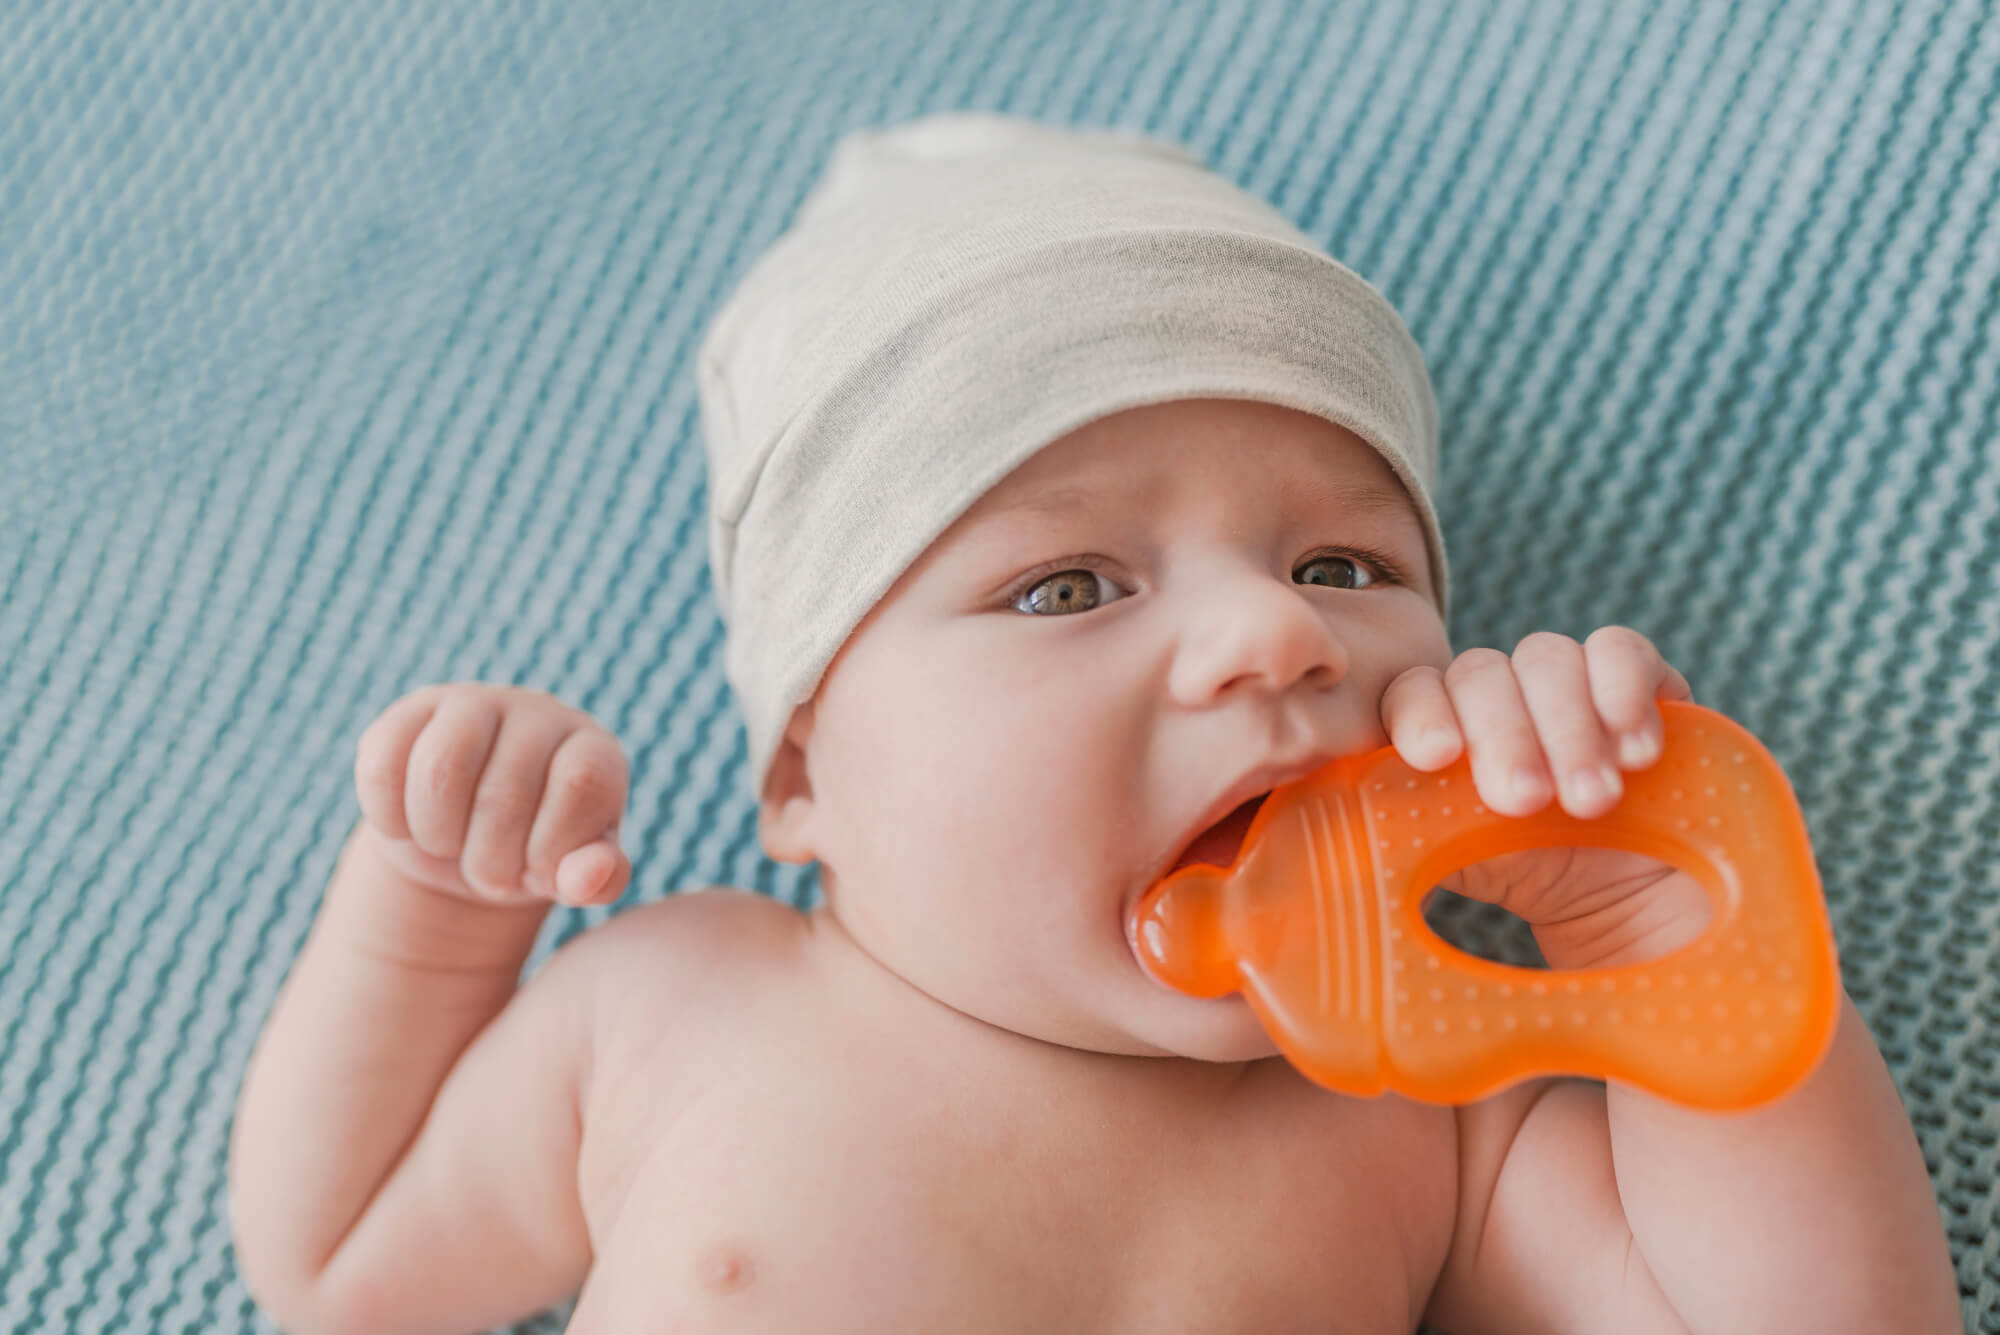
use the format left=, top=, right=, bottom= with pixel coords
left=228, top=114, right=1959, bottom=1333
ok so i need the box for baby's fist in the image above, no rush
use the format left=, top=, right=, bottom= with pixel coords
left=353, top=682, right=631, bottom=909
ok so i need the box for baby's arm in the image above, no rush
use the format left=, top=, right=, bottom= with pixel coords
left=1602, top=983, right=1961, bottom=1330
left=1425, top=981, right=1961, bottom=1335
left=228, top=684, right=634, bottom=1335
left=1394, top=632, right=1960, bottom=1332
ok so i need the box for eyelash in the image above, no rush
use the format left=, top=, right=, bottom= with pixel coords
left=1005, top=544, right=1409, bottom=608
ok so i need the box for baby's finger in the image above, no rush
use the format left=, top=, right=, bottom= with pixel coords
left=555, top=840, right=629, bottom=907
left=1441, top=648, right=1553, bottom=816
left=1582, top=626, right=1683, bottom=770
left=524, top=728, right=630, bottom=894
left=1379, top=665, right=1463, bottom=771
left=353, top=686, right=451, bottom=840
left=1512, top=632, right=1622, bottom=820
left=459, top=710, right=573, bottom=899
left=402, top=692, right=504, bottom=859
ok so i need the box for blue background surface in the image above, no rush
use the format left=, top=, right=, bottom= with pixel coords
left=3, top=2, right=1996, bottom=1329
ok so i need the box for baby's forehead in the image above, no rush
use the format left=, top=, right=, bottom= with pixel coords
left=967, top=398, right=1415, bottom=526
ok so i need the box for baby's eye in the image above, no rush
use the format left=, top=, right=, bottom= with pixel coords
left=1295, top=552, right=1382, bottom=590
left=1013, top=565, right=1129, bottom=616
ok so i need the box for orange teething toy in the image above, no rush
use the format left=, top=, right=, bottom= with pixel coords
left=1129, top=700, right=1841, bottom=1111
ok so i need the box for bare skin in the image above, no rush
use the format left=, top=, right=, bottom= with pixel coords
left=230, top=398, right=1960, bottom=1335
left=567, top=890, right=1456, bottom=1332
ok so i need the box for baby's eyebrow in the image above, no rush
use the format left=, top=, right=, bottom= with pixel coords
left=990, top=483, right=1105, bottom=519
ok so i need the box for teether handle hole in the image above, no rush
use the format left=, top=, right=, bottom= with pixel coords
left=1422, top=888, right=1549, bottom=970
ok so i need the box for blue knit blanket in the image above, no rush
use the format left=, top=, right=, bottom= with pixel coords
left=3, top=2, right=1994, bottom=1329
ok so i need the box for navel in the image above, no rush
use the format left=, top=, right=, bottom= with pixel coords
left=694, top=1240, right=755, bottom=1295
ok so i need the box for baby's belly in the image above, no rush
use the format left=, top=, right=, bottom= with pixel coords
left=569, top=1057, right=1453, bottom=1333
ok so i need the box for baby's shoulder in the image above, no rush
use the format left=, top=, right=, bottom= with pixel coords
left=565, top=890, right=807, bottom=1218
left=566, top=888, right=805, bottom=1052
left=576, top=886, right=804, bottom=992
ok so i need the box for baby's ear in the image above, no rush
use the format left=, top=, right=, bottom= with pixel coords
left=757, top=703, right=818, bottom=864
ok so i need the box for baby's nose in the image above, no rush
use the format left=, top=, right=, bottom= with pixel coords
left=1169, top=573, right=1349, bottom=703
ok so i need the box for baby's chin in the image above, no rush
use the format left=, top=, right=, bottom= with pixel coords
left=1112, top=991, right=1286, bottom=1063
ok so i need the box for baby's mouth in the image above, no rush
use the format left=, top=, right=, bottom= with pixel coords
left=1167, top=793, right=1269, bottom=875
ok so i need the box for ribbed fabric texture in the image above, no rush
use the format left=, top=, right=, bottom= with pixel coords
left=2, top=2, right=1994, bottom=1331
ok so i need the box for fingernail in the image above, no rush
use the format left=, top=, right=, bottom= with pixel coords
left=1420, top=727, right=1459, bottom=764
left=1510, top=766, right=1551, bottom=801
left=1618, top=730, right=1659, bottom=767
left=1569, top=764, right=1621, bottom=806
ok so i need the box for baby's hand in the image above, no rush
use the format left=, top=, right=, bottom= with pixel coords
left=1382, top=626, right=1695, bottom=819
left=352, top=682, right=631, bottom=909
left=1380, top=627, right=1708, bottom=968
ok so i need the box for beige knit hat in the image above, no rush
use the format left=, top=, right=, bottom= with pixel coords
left=696, top=111, right=1448, bottom=801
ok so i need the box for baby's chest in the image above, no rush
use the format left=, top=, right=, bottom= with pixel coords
left=574, top=1043, right=1454, bottom=1333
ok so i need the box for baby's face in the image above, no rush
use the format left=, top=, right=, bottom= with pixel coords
left=763, top=396, right=1452, bottom=1061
